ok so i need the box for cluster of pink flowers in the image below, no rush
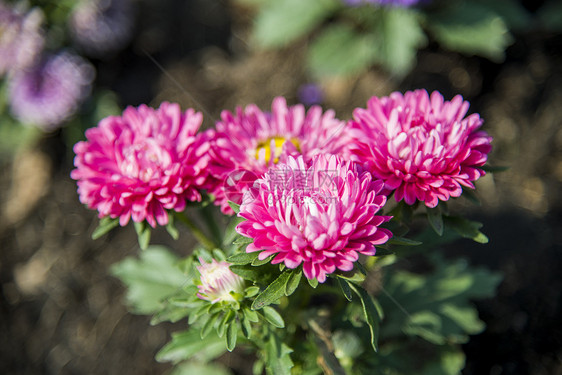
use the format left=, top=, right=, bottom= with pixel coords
left=72, top=90, right=492, bottom=282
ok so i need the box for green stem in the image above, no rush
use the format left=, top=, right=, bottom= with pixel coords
left=199, top=204, right=223, bottom=246
left=175, top=211, right=217, bottom=250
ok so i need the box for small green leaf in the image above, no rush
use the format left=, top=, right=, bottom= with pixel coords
left=155, top=329, right=225, bottom=364
left=226, top=322, right=238, bottom=352
left=151, top=302, right=191, bottom=325
left=443, top=216, right=489, bottom=244
left=426, top=2, right=513, bottom=62
left=230, top=263, right=279, bottom=284
left=284, top=269, right=302, bottom=296
left=201, top=313, right=219, bottom=338
left=92, top=216, right=119, bottom=240
left=387, top=236, right=422, bottom=246
left=336, top=277, right=353, bottom=301
left=265, top=332, right=294, bottom=375
left=169, top=362, right=232, bottom=375
left=254, top=0, right=340, bottom=48
left=252, top=270, right=292, bottom=310
left=349, top=284, right=381, bottom=352
left=241, top=313, right=252, bottom=339
left=245, top=286, right=260, bottom=298
left=189, top=304, right=211, bottom=325
left=334, top=266, right=366, bottom=284
left=307, top=277, right=319, bottom=288
left=307, top=24, right=379, bottom=77
left=233, top=236, right=254, bottom=247
left=376, top=7, right=427, bottom=76
left=217, top=310, right=235, bottom=338
left=252, top=254, right=274, bottom=266
left=262, top=306, right=285, bottom=328
left=427, top=206, right=444, bottom=236
left=134, top=221, right=152, bottom=250
left=110, top=246, right=188, bottom=315
left=227, top=251, right=260, bottom=265
left=228, top=201, right=241, bottom=214
left=244, top=307, right=259, bottom=323
left=223, top=216, right=245, bottom=246
left=165, top=215, right=179, bottom=240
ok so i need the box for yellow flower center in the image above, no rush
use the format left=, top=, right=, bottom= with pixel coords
left=255, top=136, right=300, bottom=164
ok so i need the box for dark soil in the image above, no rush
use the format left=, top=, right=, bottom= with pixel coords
left=1, top=1, right=561, bottom=374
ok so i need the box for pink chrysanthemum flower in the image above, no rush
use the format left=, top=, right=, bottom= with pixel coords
left=345, top=89, right=492, bottom=208
left=206, top=97, right=346, bottom=215
left=236, top=155, right=392, bottom=283
left=71, top=102, right=211, bottom=227
left=196, top=258, right=245, bottom=303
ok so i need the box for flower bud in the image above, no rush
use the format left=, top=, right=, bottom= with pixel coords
left=196, top=258, right=245, bottom=303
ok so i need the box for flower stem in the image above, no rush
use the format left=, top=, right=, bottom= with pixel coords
left=175, top=211, right=217, bottom=250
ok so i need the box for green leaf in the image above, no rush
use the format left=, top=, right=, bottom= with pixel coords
left=254, top=0, right=340, bottom=48
left=307, top=24, right=378, bottom=77
left=427, top=206, right=444, bottom=236
left=151, top=299, right=192, bottom=325
left=155, top=329, right=225, bottom=364
left=252, top=253, right=274, bottom=266
left=230, top=263, right=280, bottom=285
left=284, top=269, right=302, bottom=296
left=426, top=2, right=513, bottom=62
left=134, top=221, right=151, bottom=250
left=262, top=306, right=285, bottom=328
left=420, top=347, right=466, bottom=375
left=165, top=214, right=179, bottom=240
left=218, top=310, right=235, bottom=338
left=307, top=276, right=319, bottom=288
left=228, top=201, right=240, bottom=214
left=252, top=270, right=292, bottom=310
left=226, top=322, right=238, bottom=352
left=244, top=307, right=259, bottom=323
left=223, top=216, right=245, bottom=246
left=336, top=277, right=352, bottom=301
left=333, top=266, right=366, bottom=284
left=379, top=254, right=502, bottom=345
left=233, top=236, right=254, bottom=248
left=387, top=236, right=422, bottom=246
left=349, top=284, right=381, bottom=352
left=245, top=285, right=260, bottom=298
left=227, top=251, right=260, bottom=265
left=91, top=216, right=119, bottom=240
left=241, top=313, right=252, bottom=339
left=110, top=246, right=188, bottom=314
left=376, top=7, right=426, bottom=76
left=264, top=332, right=294, bottom=375
left=201, top=313, right=219, bottom=338
left=443, top=216, right=489, bottom=244
left=169, top=362, right=232, bottom=375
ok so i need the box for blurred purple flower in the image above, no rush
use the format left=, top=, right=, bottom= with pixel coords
left=343, top=0, right=425, bottom=7
left=9, top=52, right=95, bottom=131
left=298, top=83, right=324, bottom=106
left=0, top=2, right=44, bottom=76
left=69, top=0, right=135, bottom=57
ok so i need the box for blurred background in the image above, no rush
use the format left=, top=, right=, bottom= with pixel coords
left=0, top=0, right=560, bottom=374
